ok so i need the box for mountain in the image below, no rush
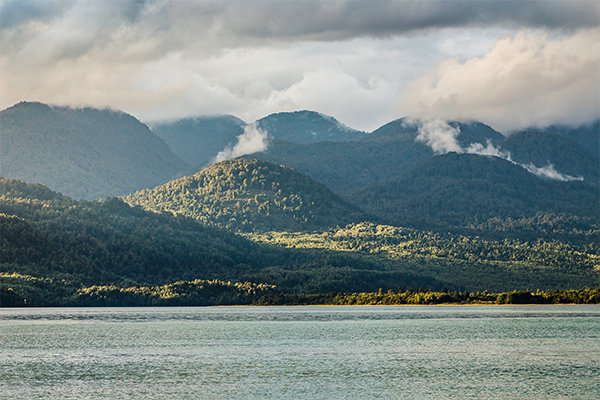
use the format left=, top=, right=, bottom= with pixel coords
left=0, top=177, right=266, bottom=286
left=353, top=152, right=600, bottom=233
left=0, top=177, right=455, bottom=304
left=150, top=115, right=246, bottom=167
left=368, top=118, right=505, bottom=147
left=0, top=102, right=188, bottom=200
left=502, top=131, right=599, bottom=184
left=255, top=110, right=367, bottom=143
left=125, top=159, right=366, bottom=232
left=519, top=120, right=600, bottom=155
left=247, top=118, right=505, bottom=196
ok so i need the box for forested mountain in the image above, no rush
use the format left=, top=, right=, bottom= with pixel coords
left=369, top=118, right=505, bottom=146
left=519, top=120, right=600, bottom=155
left=255, top=110, right=367, bottom=143
left=353, top=153, right=600, bottom=234
left=0, top=177, right=457, bottom=304
left=246, top=119, right=504, bottom=196
left=502, top=131, right=599, bottom=184
left=151, top=115, right=246, bottom=167
left=0, top=102, right=188, bottom=200
left=125, top=159, right=366, bottom=232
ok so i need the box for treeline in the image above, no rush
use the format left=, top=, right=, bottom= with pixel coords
left=254, top=287, right=600, bottom=306
left=2, top=274, right=597, bottom=307
left=0, top=273, right=277, bottom=307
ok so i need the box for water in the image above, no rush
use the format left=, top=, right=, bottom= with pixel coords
left=1, top=306, right=598, bottom=399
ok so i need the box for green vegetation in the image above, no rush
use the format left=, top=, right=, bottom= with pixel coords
left=352, top=153, right=600, bottom=233
left=246, top=222, right=600, bottom=293
left=125, top=159, right=366, bottom=232
left=503, top=131, right=599, bottom=183
left=0, top=178, right=452, bottom=304
left=255, top=110, right=367, bottom=143
left=254, top=287, right=600, bottom=306
left=248, top=118, right=503, bottom=196
left=0, top=101, right=187, bottom=199
left=2, top=271, right=597, bottom=307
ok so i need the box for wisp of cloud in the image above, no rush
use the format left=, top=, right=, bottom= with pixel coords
left=412, top=118, right=584, bottom=182
left=213, top=123, right=269, bottom=163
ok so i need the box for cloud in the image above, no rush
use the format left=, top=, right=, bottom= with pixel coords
left=401, top=29, right=600, bottom=132
left=213, top=123, right=269, bottom=163
left=413, top=118, right=462, bottom=154
left=0, top=1, right=598, bottom=132
left=521, top=163, right=583, bottom=182
left=412, top=118, right=584, bottom=181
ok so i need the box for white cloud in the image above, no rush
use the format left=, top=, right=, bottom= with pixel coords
left=213, top=123, right=269, bottom=163
left=410, top=117, right=586, bottom=182
left=0, top=2, right=598, bottom=133
left=413, top=118, right=462, bottom=154
left=401, top=29, right=600, bottom=132
left=521, top=163, right=583, bottom=182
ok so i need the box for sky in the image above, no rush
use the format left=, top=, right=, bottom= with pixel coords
left=0, top=0, right=599, bottom=133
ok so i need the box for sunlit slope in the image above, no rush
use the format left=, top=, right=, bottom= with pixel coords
left=125, top=159, right=366, bottom=232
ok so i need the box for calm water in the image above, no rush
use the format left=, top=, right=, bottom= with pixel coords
left=0, top=306, right=598, bottom=399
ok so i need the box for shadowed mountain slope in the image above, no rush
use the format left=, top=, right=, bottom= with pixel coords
left=0, top=102, right=187, bottom=200
left=151, top=115, right=246, bottom=167
left=353, top=152, right=599, bottom=232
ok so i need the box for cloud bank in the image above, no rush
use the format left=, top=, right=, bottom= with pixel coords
left=402, top=29, right=600, bottom=132
left=0, top=0, right=598, bottom=131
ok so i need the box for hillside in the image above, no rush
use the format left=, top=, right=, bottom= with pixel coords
left=151, top=115, right=246, bottom=167
left=0, top=102, right=188, bottom=200
left=255, top=110, right=366, bottom=143
left=247, top=119, right=504, bottom=196
left=353, top=153, right=600, bottom=234
left=125, top=159, right=366, bottom=232
left=2, top=177, right=598, bottom=306
left=520, top=120, right=600, bottom=156
left=369, top=118, right=505, bottom=146
left=502, top=131, right=599, bottom=184
left=0, top=177, right=455, bottom=304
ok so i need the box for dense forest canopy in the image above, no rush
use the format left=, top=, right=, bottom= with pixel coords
left=125, top=159, right=366, bottom=232
left=0, top=102, right=187, bottom=199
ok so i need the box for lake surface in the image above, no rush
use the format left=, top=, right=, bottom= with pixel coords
left=0, top=305, right=598, bottom=399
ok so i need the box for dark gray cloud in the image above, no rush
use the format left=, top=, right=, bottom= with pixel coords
left=162, top=0, right=599, bottom=41
left=2, top=0, right=597, bottom=42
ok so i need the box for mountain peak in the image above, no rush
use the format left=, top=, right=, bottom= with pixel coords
left=255, top=110, right=366, bottom=144
left=125, top=158, right=366, bottom=232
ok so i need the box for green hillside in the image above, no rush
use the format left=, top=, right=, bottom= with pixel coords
left=2, top=177, right=598, bottom=305
left=520, top=120, right=600, bottom=156
left=0, top=102, right=188, bottom=200
left=125, top=159, right=366, bottom=232
left=248, top=119, right=504, bottom=196
left=502, top=131, right=599, bottom=184
left=353, top=153, right=600, bottom=235
left=0, top=177, right=454, bottom=304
